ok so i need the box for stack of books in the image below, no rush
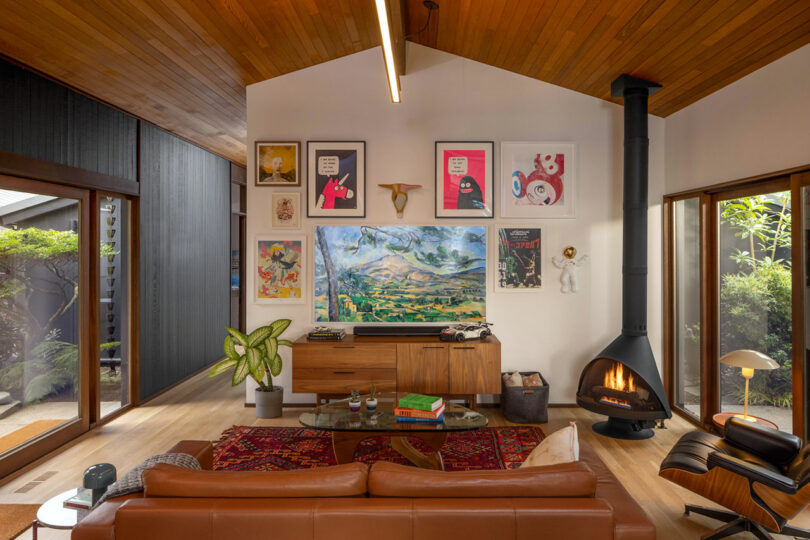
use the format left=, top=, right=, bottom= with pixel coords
left=395, top=393, right=445, bottom=423
left=307, top=326, right=345, bottom=340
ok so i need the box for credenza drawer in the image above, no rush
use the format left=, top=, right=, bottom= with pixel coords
left=293, top=343, right=397, bottom=369
left=292, top=368, right=397, bottom=394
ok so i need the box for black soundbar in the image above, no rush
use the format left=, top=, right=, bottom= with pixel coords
left=353, top=325, right=448, bottom=336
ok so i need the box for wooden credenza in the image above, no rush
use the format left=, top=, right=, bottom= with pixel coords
left=291, top=335, right=501, bottom=408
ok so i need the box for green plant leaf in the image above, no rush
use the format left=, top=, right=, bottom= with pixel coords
left=231, top=355, right=250, bottom=386
left=265, top=337, right=278, bottom=363
left=226, top=327, right=249, bottom=347
left=247, top=326, right=274, bottom=347
left=270, top=353, right=282, bottom=377
left=209, top=357, right=237, bottom=377
left=277, top=339, right=293, bottom=347
left=269, top=319, right=291, bottom=338
left=223, top=336, right=239, bottom=361
left=246, top=347, right=263, bottom=381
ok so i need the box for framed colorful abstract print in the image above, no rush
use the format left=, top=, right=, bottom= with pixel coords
left=307, top=141, right=366, bottom=218
left=271, top=192, right=301, bottom=229
left=256, top=141, right=300, bottom=186
left=496, top=228, right=542, bottom=292
left=255, top=236, right=305, bottom=304
left=435, top=141, right=494, bottom=218
left=501, top=142, right=576, bottom=219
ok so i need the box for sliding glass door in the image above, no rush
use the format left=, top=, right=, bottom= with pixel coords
left=0, top=177, right=136, bottom=476
left=666, top=173, right=808, bottom=438
left=716, top=189, right=792, bottom=432
left=0, top=177, right=90, bottom=467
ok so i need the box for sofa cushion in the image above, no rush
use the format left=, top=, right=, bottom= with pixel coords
left=520, top=422, right=579, bottom=468
left=368, top=460, right=596, bottom=498
left=143, top=462, right=369, bottom=498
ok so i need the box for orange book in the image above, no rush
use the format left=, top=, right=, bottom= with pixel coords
left=395, top=404, right=446, bottom=419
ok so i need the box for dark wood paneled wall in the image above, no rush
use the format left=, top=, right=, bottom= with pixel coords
left=0, top=60, right=137, bottom=182
left=139, top=122, right=230, bottom=400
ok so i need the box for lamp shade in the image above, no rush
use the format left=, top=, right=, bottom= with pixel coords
left=719, top=350, right=778, bottom=371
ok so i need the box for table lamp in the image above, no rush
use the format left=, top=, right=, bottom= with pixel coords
left=719, top=349, right=778, bottom=421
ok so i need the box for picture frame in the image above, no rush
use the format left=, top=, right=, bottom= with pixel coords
left=307, top=141, right=366, bottom=217
left=313, top=225, right=487, bottom=322
left=271, top=192, right=301, bottom=229
left=495, top=227, right=542, bottom=292
left=435, top=141, right=494, bottom=218
left=500, top=142, right=576, bottom=219
left=255, top=141, right=301, bottom=186
left=254, top=235, right=305, bottom=304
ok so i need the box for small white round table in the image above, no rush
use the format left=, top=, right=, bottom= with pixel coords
left=33, top=488, right=89, bottom=539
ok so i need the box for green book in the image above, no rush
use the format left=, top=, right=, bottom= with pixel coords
left=398, top=393, right=443, bottom=412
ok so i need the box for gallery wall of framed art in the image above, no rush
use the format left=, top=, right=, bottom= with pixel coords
left=243, top=44, right=667, bottom=405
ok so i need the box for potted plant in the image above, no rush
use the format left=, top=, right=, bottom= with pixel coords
left=209, top=319, right=292, bottom=418
left=348, top=389, right=362, bottom=412
left=366, top=384, right=378, bottom=411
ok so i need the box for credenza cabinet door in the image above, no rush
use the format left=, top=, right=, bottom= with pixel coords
left=396, top=343, right=449, bottom=394
left=449, top=343, right=501, bottom=394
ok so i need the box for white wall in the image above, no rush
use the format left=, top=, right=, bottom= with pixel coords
left=666, top=44, right=810, bottom=193
left=246, top=43, right=666, bottom=404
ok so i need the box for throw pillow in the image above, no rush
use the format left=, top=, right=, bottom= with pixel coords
left=96, top=453, right=201, bottom=506
left=521, top=373, right=542, bottom=387
left=520, top=421, right=579, bottom=468
left=502, top=371, right=523, bottom=387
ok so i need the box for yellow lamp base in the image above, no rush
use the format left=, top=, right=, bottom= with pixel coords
left=730, top=413, right=757, bottom=422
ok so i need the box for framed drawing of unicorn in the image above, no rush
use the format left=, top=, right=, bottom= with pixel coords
left=307, top=141, right=366, bottom=218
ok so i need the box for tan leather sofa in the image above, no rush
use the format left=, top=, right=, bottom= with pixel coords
left=72, top=439, right=654, bottom=540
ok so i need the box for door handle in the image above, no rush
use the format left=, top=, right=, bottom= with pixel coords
left=453, top=347, right=475, bottom=350
left=333, top=371, right=356, bottom=375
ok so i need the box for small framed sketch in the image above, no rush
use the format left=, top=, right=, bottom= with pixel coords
left=307, top=141, right=366, bottom=217
left=501, top=142, right=575, bottom=219
left=271, top=192, right=301, bottom=229
left=255, top=236, right=305, bottom=304
left=496, top=227, right=542, bottom=292
left=256, top=141, right=301, bottom=186
left=435, top=141, right=494, bottom=218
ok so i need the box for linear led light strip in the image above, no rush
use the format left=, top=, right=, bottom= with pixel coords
left=374, top=0, right=401, bottom=103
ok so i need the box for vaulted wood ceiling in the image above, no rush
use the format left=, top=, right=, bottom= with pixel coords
left=1, top=1, right=809, bottom=166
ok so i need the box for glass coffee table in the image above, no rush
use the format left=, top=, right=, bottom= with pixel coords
left=299, top=392, right=487, bottom=470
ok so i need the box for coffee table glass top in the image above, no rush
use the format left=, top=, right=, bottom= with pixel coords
left=299, top=393, right=488, bottom=433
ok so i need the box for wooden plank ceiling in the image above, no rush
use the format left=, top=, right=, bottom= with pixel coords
left=1, top=1, right=809, bottom=166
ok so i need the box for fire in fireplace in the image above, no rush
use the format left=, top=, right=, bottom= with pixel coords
left=575, top=74, right=672, bottom=440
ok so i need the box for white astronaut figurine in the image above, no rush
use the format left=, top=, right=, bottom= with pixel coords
left=552, top=246, right=588, bottom=293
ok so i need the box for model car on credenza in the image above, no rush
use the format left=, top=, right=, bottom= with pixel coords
left=439, top=322, right=493, bottom=342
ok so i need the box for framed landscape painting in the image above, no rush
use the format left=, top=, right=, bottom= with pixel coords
left=271, top=192, right=301, bottom=229
left=496, top=228, right=542, bottom=292
left=256, top=141, right=300, bottom=186
left=307, top=141, right=365, bottom=217
left=435, top=141, right=494, bottom=218
left=501, top=142, right=575, bottom=218
left=255, top=236, right=305, bottom=304
left=314, top=225, right=486, bottom=322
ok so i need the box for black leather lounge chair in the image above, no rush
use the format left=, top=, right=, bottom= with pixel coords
left=660, top=416, right=810, bottom=539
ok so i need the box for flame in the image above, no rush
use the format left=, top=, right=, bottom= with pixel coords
left=603, top=362, right=635, bottom=393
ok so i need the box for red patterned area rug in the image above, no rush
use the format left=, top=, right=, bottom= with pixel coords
left=214, top=426, right=544, bottom=472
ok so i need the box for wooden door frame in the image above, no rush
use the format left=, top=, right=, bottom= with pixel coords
left=0, top=174, right=92, bottom=478
left=664, top=171, right=807, bottom=438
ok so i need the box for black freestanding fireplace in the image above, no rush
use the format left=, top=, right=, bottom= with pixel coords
left=575, top=74, right=672, bottom=440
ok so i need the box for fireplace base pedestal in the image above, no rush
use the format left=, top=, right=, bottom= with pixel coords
left=592, top=417, right=654, bottom=440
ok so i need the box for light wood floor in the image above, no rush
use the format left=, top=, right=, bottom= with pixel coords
left=1, top=370, right=808, bottom=540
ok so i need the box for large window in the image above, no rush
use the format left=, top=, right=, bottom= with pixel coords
left=666, top=172, right=808, bottom=438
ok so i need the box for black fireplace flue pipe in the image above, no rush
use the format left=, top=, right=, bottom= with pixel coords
left=611, top=75, right=661, bottom=338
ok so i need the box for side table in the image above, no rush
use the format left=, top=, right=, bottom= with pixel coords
left=33, top=488, right=89, bottom=539
left=711, top=412, right=778, bottom=433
